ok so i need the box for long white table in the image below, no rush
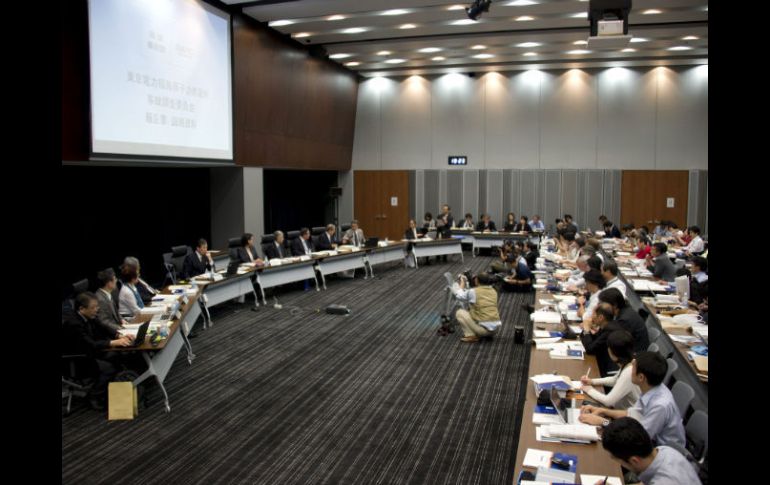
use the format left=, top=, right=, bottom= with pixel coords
left=196, top=270, right=260, bottom=321
left=410, top=239, right=464, bottom=269
left=255, top=260, right=319, bottom=304
left=366, top=243, right=408, bottom=277
left=314, top=251, right=369, bottom=289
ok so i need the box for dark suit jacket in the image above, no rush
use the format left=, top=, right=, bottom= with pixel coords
left=236, top=246, right=259, bottom=264
left=404, top=228, right=420, bottom=240
left=291, top=237, right=314, bottom=256
left=604, top=225, right=622, bottom=238
left=436, top=213, right=454, bottom=238
left=580, top=321, right=623, bottom=376
left=315, top=232, right=337, bottom=250
left=182, top=252, right=211, bottom=279
left=62, top=313, right=117, bottom=358
left=264, top=241, right=286, bottom=259
left=503, top=222, right=516, bottom=232
left=524, top=249, right=539, bottom=270
left=514, top=223, right=532, bottom=232
left=476, top=221, right=497, bottom=232
left=616, top=307, right=650, bottom=353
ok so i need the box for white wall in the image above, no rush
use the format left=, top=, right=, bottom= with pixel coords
left=352, top=65, right=708, bottom=170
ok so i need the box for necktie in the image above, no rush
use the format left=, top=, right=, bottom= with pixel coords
left=354, top=233, right=359, bottom=246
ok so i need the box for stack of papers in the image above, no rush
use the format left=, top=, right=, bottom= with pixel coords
left=553, top=294, right=577, bottom=303
left=533, top=330, right=562, bottom=338
left=522, top=449, right=553, bottom=469
left=530, top=375, right=573, bottom=395
left=534, top=337, right=562, bottom=350
left=531, top=311, right=562, bottom=324
left=631, top=279, right=669, bottom=292
left=540, top=424, right=599, bottom=442
left=549, top=342, right=585, bottom=360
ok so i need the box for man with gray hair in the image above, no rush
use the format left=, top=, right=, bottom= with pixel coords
left=264, top=230, right=286, bottom=259
left=316, top=224, right=338, bottom=250
left=342, top=220, right=365, bottom=247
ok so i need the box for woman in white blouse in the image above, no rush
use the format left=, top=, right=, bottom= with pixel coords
left=118, top=265, right=145, bottom=317
left=579, top=329, right=640, bottom=410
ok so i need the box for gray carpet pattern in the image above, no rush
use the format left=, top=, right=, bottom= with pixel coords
left=62, top=254, right=534, bottom=485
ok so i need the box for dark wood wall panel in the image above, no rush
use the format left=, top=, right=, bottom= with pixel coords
left=621, top=170, right=689, bottom=228
left=233, top=14, right=358, bottom=170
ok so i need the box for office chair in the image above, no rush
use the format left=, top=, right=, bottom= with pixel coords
left=261, top=234, right=275, bottom=245
left=638, top=307, right=650, bottom=321
left=165, top=245, right=190, bottom=284
left=63, top=278, right=90, bottom=315
left=311, top=226, right=326, bottom=236
left=685, top=410, right=708, bottom=463
left=62, top=314, right=93, bottom=416
left=671, top=381, right=695, bottom=418
left=647, top=342, right=659, bottom=354
left=227, top=237, right=241, bottom=261
left=286, top=230, right=301, bottom=254
left=162, top=252, right=174, bottom=286
left=664, top=357, right=678, bottom=388
left=647, top=326, right=661, bottom=342
left=341, top=224, right=351, bottom=232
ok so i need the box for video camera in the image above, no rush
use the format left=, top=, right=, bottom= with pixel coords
left=457, top=269, right=476, bottom=287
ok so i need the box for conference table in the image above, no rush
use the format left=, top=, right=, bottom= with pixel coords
left=364, top=241, right=408, bottom=277
left=111, top=287, right=201, bottom=413
left=450, top=229, right=539, bottom=256
left=313, top=249, right=369, bottom=289
left=513, top=286, right=623, bottom=483
left=408, top=238, right=464, bottom=268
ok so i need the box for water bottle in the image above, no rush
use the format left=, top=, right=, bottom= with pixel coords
left=160, top=322, right=169, bottom=338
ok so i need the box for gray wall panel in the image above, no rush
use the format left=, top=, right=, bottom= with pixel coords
left=544, top=170, right=562, bottom=233
left=561, top=170, right=579, bottom=225
left=520, top=170, right=536, bottom=220
left=338, top=171, right=354, bottom=226
left=439, top=170, right=448, bottom=210
left=408, top=171, right=416, bottom=222
left=503, top=169, right=513, bottom=217
left=415, top=170, right=425, bottom=221
left=463, top=170, right=480, bottom=222
left=510, top=170, right=521, bottom=215
left=478, top=170, right=488, bottom=217
left=584, top=170, right=605, bottom=231
left=424, top=170, right=440, bottom=219
left=447, top=171, right=463, bottom=222
left=487, top=170, right=504, bottom=225
left=243, top=167, right=264, bottom=239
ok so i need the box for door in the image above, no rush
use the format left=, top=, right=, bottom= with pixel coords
left=354, top=171, right=409, bottom=241
left=620, top=171, right=689, bottom=228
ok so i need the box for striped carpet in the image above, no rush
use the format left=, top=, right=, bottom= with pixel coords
left=62, top=254, right=534, bottom=485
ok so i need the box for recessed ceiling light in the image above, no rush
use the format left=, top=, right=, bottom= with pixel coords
left=419, top=47, right=442, bottom=53
left=342, top=27, right=368, bottom=34
left=399, top=23, right=417, bottom=29
left=432, top=56, right=446, bottom=61
left=293, top=32, right=310, bottom=38
left=505, top=0, right=538, bottom=5
left=451, top=19, right=478, bottom=25
left=381, top=9, right=410, bottom=16
left=573, top=40, right=588, bottom=45
left=385, top=58, right=406, bottom=64
left=329, top=53, right=352, bottom=59
left=668, top=46, right=693, bottom=51
left=643, top=9, right=662, bottom=15
left=377, top=50, right=391, bottom=56
left=516, top=42, right=542, bottom=48
left=570, top=12, right=588, bottom=18
left=473, top=53, right=494, bottom=59
left=621, top=48, right=636, bottom=52
left=345, top=62, right=360, bottom=67
left=682, top=36, right=699, bottom=40
left=630, top=37, right=649, bottom=43
left=567, top=49, right=591, bottom=54
left=523, top=52, right=537, bottom=56
left=268, top=20, right=293, bottom=27
left=327, top=15, right=346, bottom=21
left=516, top=16, right=535, bottom=21
left=471, top=45, right=487, bottom=50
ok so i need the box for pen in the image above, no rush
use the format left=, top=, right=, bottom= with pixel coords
left=586, top=367, right=591, bottom=379
left=602, top=476, right=608, bottom=484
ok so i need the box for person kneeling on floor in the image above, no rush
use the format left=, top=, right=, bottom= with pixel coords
left=452, top=273, right=502, bottom=343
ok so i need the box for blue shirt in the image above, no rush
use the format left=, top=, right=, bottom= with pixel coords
left=639, top=446, right=702, bottom=485
left=530, top=220, right=545, bottom=231
left=627, top=385, right=686, bottom=447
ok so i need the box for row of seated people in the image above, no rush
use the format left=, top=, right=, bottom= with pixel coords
left=423, top=211, right=547, bottom=233
left=526, top=238, right=705, bottom=483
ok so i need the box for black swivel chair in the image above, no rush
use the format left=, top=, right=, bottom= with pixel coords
left=165, top=245, right=190, bottom=284
left=341, top=224, right=351, bottom=233
left=261, top=234, right=276, bottom=258
left=311, top=226, right=326, bottom=236
left=286, top=230, right=301, bottom=255
left=227, top=237, right=241, bottom=260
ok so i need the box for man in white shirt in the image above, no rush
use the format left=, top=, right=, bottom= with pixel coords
left=683, top=226, right=705, bottom=255
left=342, top=220, right=365, bottom=247
left=601, top=259, right=627, bottom=299
left=600, top=417, right=701, bottom=485
left=578, top=269, right=607, bottom=324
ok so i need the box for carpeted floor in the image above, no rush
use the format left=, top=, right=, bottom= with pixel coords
left=62, top=253, right=534, bottom=485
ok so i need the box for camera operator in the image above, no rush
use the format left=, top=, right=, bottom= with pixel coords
left=452, top=272, right=502, bottom=343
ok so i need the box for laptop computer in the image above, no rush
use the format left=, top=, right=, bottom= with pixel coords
left=226, top=260, right=241, bottom=275
left=130, top=321, right=151, bottom=347
left=363, top=237, right=379, bottom=248
left=550, top=386, right=581, bottom=424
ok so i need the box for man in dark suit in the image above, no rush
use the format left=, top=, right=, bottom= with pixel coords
left=599, top=288, right=650, bottom=353
left=95, top=268, right=126, bottom=334
left=62, top=292, right=134, bottom=410
left=291, top=228, right=314, bottom=256
left=436, top=204, right=454, bottom=262
left=580, top=303, right=624, bottom=376
left=182, top=238, right=214, bottom=279
left=476, top=214, right=497, bottom=232
left=316, top=224, right=338, bottom=250
left=264, top=230, right=286, bottom=259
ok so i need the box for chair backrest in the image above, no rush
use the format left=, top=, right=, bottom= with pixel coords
left=664, top=358, right=678, bottom=388
left=162, top=252, right=175, bottom=285
left=171, top=245, right=189, bottom=258
left=638, top=307, right=650, bottom=321
left=170, top=245, right=189, bottom=275
left=261, top=234, right=275, bottom=245
left=647, top=326, right=661, bottom=342
left=671, top=381, right=695, bottom=418
left=311, top=235, right=321, bottom=249
left=685, top=409, right=708, bottom=462
left=444, top=272, right=454, bottom=288
left=341, top=224, right=351, bottom=232
left=647, top=342, right=659, bottom=353
left=287, top=230, right=301, bottom=241
left=311, top=226, right=326, bottom=236
left=72, top=278, right=89, bottom=296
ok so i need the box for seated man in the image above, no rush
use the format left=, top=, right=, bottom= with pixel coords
left=502, top=248, right=533, bottom=292
left=529, top=214, right=545, bottom=232
left=579, top=351, right=686, bottom=448
left=523, top=241, right=539, bottom=270
left=689, top=256, right=708, bottom=304
left=316, top=224, right=338, bottom=251
left=599, top=288, right=649, bottom=353
left=452, top=273, right=502, bottom=343
left=341, top=220, right=365, bottom=247
left=564, top=213, right=579, bottom=232
left=460, top=212, right=475, bottom=229
left=645, top=242, right=677, bottom=282
left=603, top=220, right=622, bottom=239
left=577, top=269, right=607, bottom=325
left=264, top=230, right=287, bottom=260
left=682, top=225, right=705, bottom=256
left=95, top=267, right=127, bottom=334
left=404, top=219, right=423, bottom=240
left=291, top=227, right=315, bottom=256
left=62, top=292, right=135, bottom=410
left=601, top=259, right=627, bottom=299
left=182, top=238, right=214, bottom=279
left=476, top=213, right=497, bottom=232
left=514, top=215, right=532, bottom=233
left=490, top=241, right=515, bottom=274
left=601, top=418, right=702, bottom=485
left=580, top=303, right=623, bottom=376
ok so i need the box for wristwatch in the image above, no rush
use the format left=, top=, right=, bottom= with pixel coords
left=602, top=418, right=610, bottom=427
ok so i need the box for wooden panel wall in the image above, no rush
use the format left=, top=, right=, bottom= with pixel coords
left=621, top=170, right=689, bottom=228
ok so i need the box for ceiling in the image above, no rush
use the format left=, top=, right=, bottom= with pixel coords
left=221, top=0, right=708, bottom=77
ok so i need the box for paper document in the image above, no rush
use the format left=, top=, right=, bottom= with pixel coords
left=522, top=449, right=553, bottom=469
left=541, top=424, right=599, bottom=441
left=531, top=311, right=562, bottom=324
left=581, top=475, right=622, bottom=485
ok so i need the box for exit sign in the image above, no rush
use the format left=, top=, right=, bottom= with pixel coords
left=448, top=156, right=467, bottom=166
